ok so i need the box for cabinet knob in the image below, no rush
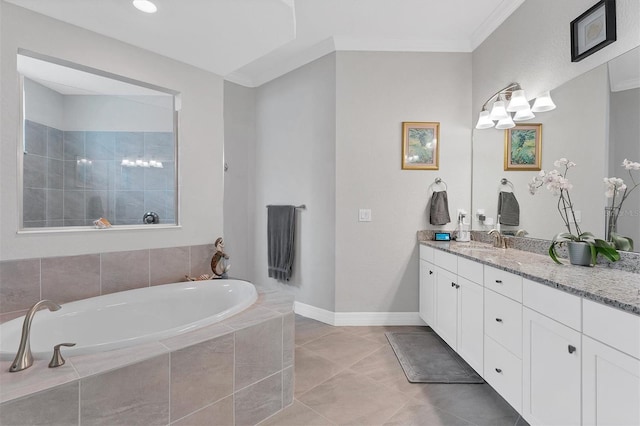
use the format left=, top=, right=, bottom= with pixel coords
left=495, top=368, right=502, bottom=373
left=568, top=345, right=577, bottom=354
left=451, top=282, right=456, bottom=287
left=429, top=270, right=433, bottom=275
left=495, top=280, right=503, bottom=284
left=455, top=284, right=460, bottom=289
left=495, top=318, right=503, bottom=323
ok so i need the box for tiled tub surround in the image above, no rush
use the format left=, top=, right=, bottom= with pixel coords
left=0, top=284, right=295, bottom=425
left=23, top=120, right=175, bottom=227
left=418, top=239, right=640, bottom=316
left=0, top=244, right=218, bottom=323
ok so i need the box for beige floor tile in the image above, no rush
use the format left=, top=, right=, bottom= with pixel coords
left=298, top=370, right=410, bottom=425
left=383, top=401, right=472, bottom=426
left=259, top=401, right=336, bottom=426
left=349, top=345, right=427, bottom=397
left=300, top=330, right=383, bottom=367
left=341, top=326, right=430, bottom=345
left=294, top=347, right=344, bottom=397
left=295, top=315, right=335, bottom=345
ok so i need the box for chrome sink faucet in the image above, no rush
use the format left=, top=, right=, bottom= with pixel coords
left=488, top=229, right=508, bottom=249
left=9, top=300, right=61, bottom=373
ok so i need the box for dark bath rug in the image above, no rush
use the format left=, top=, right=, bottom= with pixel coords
left=386, top=331, right=484, bottom=384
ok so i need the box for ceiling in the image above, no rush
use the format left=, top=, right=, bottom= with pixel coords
left=6, top=0, right=525, bottom=87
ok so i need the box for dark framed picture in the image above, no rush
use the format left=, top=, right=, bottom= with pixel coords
left=504, top=124, right=542, bottom=171
left=401, top=122, right=439, bottom=170
left=570, top=0, right=616, bottom=62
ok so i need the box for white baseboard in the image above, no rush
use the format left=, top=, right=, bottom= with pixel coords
left=294, top=301, right=425, bottom=326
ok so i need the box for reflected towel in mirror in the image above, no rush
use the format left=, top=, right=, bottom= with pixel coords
left=498, top=191, right=520, bottom=226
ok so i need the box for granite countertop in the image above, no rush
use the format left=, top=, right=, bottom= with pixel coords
left=419, top=240, right=640, bottom=316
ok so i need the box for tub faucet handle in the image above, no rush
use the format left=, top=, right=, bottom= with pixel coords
left=48, top=343, right=75, bottom=368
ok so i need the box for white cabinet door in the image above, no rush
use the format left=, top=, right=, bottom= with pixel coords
left=435, top=267, right=458, bottom=350
left=457, top=277, right=483, bottom=375
left=419, top=260, right=436, bottom=326
left=523, top=308, right=581, bottom=426
left=582, top=335, right=640, bottom=426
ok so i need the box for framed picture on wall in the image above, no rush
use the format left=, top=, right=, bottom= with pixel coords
left=570, top=0, right=616, bottom=62
left=401, top=122, right=440, bottom=170
left=504, top=124, right=542, bottom=171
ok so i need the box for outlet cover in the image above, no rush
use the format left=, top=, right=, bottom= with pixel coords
left=359, top=209, right=372, bottom=222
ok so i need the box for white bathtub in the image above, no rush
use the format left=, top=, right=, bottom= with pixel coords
left=0, top=279, right=257, bottom=358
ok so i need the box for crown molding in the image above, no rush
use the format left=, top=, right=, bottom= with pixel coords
left=470, top=0, right=526, bottom=50
left=333, top=36, right=471, bottom=53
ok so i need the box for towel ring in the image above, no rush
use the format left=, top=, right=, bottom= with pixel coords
left=499, top=178, right=514, bottom=192
left=430, top=177, right=447, bottom=191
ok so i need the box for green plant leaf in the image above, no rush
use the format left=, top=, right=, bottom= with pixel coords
left=548, top=242, right=562, bottom=264
left=611, top=233, right=634, bottom=251
left=594, top=239, right=621, bottom=263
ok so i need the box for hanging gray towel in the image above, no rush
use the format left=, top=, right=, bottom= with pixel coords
left=267, top=205, right=296, bottom=282
left=429, top=191, right=450, bottom=225
left=498, top=191, right=520, bottom=226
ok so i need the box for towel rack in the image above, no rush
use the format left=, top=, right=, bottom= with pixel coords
left=266, top=204, right=306, bottom=209
left=430, top=177, right=447, bottom=191
left=499, top=178, right=514, bottom=192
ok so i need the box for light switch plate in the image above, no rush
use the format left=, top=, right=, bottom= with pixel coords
left=359, top=209, right=372, bottom=222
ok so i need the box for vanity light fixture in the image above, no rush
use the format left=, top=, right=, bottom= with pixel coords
left=475, top=82, right=556, bottom=130
left=132, top=0, right=157, bottom=13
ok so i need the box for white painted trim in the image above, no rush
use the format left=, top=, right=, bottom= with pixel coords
left=224, top=72, right=256, bottom=88
left=294, top=301, right=336, bottom=325
left=333, top=36, right=471, bottom=53
left=470, top=0, right=526, bottom=50
left=610, top=77, right=640, bottom=92
left=294, top=301, right=426, bottom=327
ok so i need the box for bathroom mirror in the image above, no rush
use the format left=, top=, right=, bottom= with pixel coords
left=472, top=46, right=640, bottom=252
left=18, top=50, right=179, bottom=229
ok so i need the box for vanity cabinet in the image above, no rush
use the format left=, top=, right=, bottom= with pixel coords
left=418, top=242, right=640, bottom=426
left=582, top=299, right=640, bottom=426
left=522, top=308, right=581, bottom=426
left=522, top=279, right=582, bottom=426
left=419, top=245, right=436, bottom=326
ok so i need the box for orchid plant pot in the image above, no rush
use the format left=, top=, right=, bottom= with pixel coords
left=567, top=241, right=592, bottom=266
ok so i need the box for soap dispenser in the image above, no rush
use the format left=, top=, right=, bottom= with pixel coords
left=457, top=211, right=470, bottom=242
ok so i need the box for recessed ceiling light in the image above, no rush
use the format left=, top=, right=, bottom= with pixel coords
left=132, top=0, right=157, bottom=13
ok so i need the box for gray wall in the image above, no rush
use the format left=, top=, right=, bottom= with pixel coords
left=1, top=3, right=224, bottom=260
left=254, top=53, right=337, bottom=311
left=223, top=81, right=256, bottom=282
left=334, top=51, right=472, bottom=312
left=610, top=87, right=640, bottom=245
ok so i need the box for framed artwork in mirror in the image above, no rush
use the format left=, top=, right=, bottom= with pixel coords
left=401, top=122, right=439, bottom=170
left=504, top=124, right=542, bottom=171
left=571, top=0, right=616, bottom=62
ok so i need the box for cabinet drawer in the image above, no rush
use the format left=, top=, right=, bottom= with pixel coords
left=484, top=266, right=522, bottom=302
left=583, top=299, right=640, bottom=359
left=434, top=250, right=457, bottom=274
left=523, top=278, right=581, bottom=331
left=484, top=335, right=522, bottom=412
left=458, top=256, right=483, bottom=284
left=419, top=244, right=434, bottom=262
left=485, top=288, right=522, bottom=358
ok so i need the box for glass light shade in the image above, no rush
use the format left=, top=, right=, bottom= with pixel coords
left=532, top=91, right=556, bottom=112
left=475, top=110, right=495, bottom=129
left=495, top=115, right=515, bottom=129
left=506, top=90, right=529, bottom=112
left=489, top=100, right=509, bottom=120
left=513, top=107, right=535, bottom=121
left=133, top=0, right=157, bottom=13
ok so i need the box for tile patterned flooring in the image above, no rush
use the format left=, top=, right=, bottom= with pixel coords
left=259, top=315, right=528, bottom=426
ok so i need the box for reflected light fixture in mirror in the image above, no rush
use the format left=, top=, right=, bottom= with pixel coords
left=475, top=82, right=557, bottom=130
left=133, top=0, right=157, bottom=13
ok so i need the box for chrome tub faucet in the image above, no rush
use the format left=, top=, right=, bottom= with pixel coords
left=9, top=299, right=61, bottom=372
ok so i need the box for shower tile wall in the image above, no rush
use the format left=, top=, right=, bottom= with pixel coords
left=23, top=120, right=175, bottom=227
